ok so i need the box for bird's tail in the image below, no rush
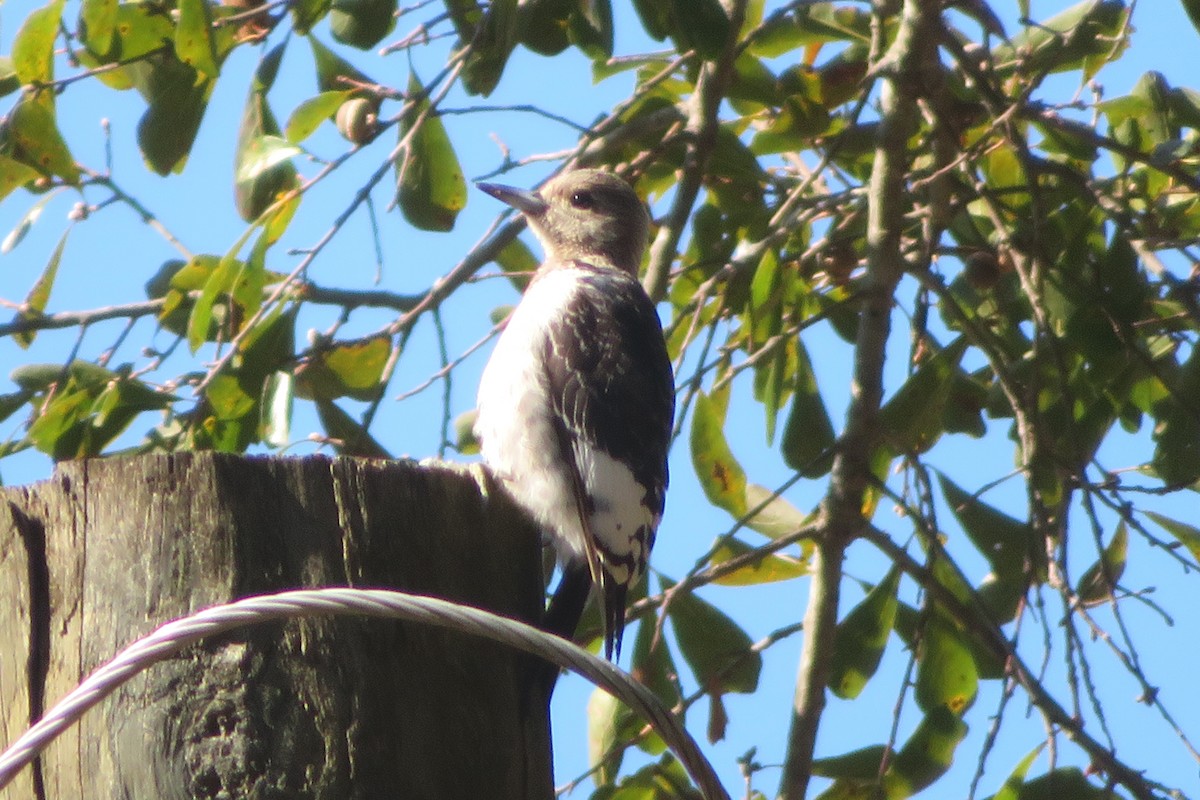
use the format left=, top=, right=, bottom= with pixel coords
left=600, top=573, right=629, bottom=661
left=545, top=560, right=633, bottom=661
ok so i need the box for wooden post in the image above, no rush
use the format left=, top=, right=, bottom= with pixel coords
left=0, top=452, right=552, bottom=799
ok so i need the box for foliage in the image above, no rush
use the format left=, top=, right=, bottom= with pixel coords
left=2, top=1, right=1199, bottom=799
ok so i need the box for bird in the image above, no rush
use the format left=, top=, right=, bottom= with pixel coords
left=474, top=169, right=675, bottom=661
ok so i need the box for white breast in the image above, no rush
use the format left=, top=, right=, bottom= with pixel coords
left=476, top=270, right=591, bottom=563
left=475, top=268, right=657, bottom=580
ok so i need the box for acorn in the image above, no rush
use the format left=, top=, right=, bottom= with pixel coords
left=336, top=97, right=378, bottom=144
left=964, top=250, right=1002, bottom=291
left=821, top=241, right=858, bottom=286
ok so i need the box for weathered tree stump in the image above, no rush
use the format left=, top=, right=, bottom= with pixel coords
left=0, top=452, right=552, bottom=799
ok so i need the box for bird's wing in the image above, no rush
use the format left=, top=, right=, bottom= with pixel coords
left=541, top=266, right=675, bottom=658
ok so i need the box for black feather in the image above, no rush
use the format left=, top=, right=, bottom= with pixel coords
left=541, top=260, right=675, bottom=658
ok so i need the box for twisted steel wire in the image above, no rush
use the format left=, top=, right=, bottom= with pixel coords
left=0, top=587, right=729, bottom=800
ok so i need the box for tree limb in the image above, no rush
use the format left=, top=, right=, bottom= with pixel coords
left=778, top=2, right=939, bottom=796
left=0, top=283, right=426, bottom=340
left=861, top=524, right=1166, bottom=800
left=642, top=0, right=749, bottom=302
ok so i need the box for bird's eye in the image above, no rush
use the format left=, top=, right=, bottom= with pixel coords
left=570, top=191, right=595, bottom=210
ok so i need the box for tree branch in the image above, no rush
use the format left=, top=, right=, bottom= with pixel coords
left=778, top=2, right=938, bottom=797
left=861, top=524, right=1166, bottom=800
left=0, top=283, right=424, bottom=339
left=642, top=0, right=749, bottom=302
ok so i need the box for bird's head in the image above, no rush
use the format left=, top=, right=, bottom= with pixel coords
left=477, top=170, right=650, bottom=277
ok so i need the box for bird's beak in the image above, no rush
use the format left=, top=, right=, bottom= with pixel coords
left=476, top=182, right=549, bottom=216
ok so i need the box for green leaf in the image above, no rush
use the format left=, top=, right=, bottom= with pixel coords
left=898, top=587, right=1006, bottom=682
left=568, top=0, right=614, bottom=58
left=494, top=237, right=539, bottom=290
left=79, top=0, right=119, bottom=55
left=261, top=371, right=293, bottom=447
left=1145, top=510, right=1200, bottom=563
left=292, top=0, right=332, bottom=33
left=0, top=391, right=33, bottom=426
left=729, top=52, right=778, bottom=107
left=709, top=537, right=807, bottom=586
left=748, top=249, right=786, bottom=440
left=13, top=0, right=64, bottom=85
left=665, top=578, right=761, bottom=694
left=811, top=745, right=887, bottom=781
left=1034, top=117, right=1099, bottom=162
left=331, top=0, right=397, bottom=49
left=1075, top=521, right=1128, bottom=605
left=175, top=0, right=218, bottom=77
left=238, top=301, right=295, bottom=384
left=632, top=605, right=682, bottom=711
left=1130, top=71, right=1176, bottom=147
left=252, top=39, right=286, bottom=92
left=314, top=398, right=391, bottom=457
left=235, top=84, right=300, bottom=222
left=7, top=96, right=80, bottom=183
left=444, top=0, right=484, bottom=38
left=587, top=687, right=630, bottom=786
left=750, top=88, right=833, bottom=155
left=993, top=0, right=1129, bottom=80
left=689, top=390, right=748, bottom=517
left=879, top=337, right=967, bottom=455
left=884, top=706, right=969, bottom=797
left=130, top=54, right=213, bottom=175
left=630, top=0, right=670, bottom=40
left=943, top=370, right=988, bottom=439
left=915, top=616, right=978, bottom=716
left=460, top=0, right=517, bottom=96
left=187, top=256, right=238, bottom=352
left=12, top=228, right=68, bottom=348
left=191, top=309, right=293, bottom=451
left=989, top=744, right=1046, bottom=800
left=976, top=572, right=1024, bottom=628
left=986, top=767, right=1123, bottom=800
left=145, top=256, right=204, bottom=333
left=396, top=73, right=468, bottom=231
left=0, top=155, right=41, bottom=205
left=308, top=34, right=375, bottom=93
left=235, top=135, right=302, bottom=183
left=206, top=374, right=256, bottom=420
left=1184, top=0, right=1200, bottom=38
left=0, top=57, right=20, bottom=98
left=829, top=567, right=900, bottom=699
left=26, top=387, right=93, bottom=459
left=294, top=336, right=390, bottom=401
left=742, top=482, right=813, bottom=540
left=453, top=409, right=479, bottom=455
left=669, top=0, right=729, bottom=60
left=516, top=0, right=573, bottom=55
left=10, top=360, right=118, bottom=392
left=780, top=338, right=836, bottom=476
left=604, top=754, right=695, bottom=799
left=2, top=187, right=62, bottom=253
left=22, top=367, right=172, bottom=459
left=97, top=2, right=177, bottom=65
left=1151, top=345, right=1200, bottom=486
left=285, top=90, right=353, bottom=143
left=938, top=472, right=1038, bottom=583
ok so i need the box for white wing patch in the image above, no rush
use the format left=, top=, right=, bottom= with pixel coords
left=573, top=444, right=657, bottom=583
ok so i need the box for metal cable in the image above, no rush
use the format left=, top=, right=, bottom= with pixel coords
left=0, top=587, right=729, bottom=800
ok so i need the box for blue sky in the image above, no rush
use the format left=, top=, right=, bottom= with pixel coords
left=2, top=1, right=1199, bottom=797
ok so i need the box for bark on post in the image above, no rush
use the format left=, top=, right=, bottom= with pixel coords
left=0, top=452, right=552, bottom=800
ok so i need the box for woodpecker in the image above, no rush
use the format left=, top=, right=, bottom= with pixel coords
left=474, top=170, right=675, bottom=660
